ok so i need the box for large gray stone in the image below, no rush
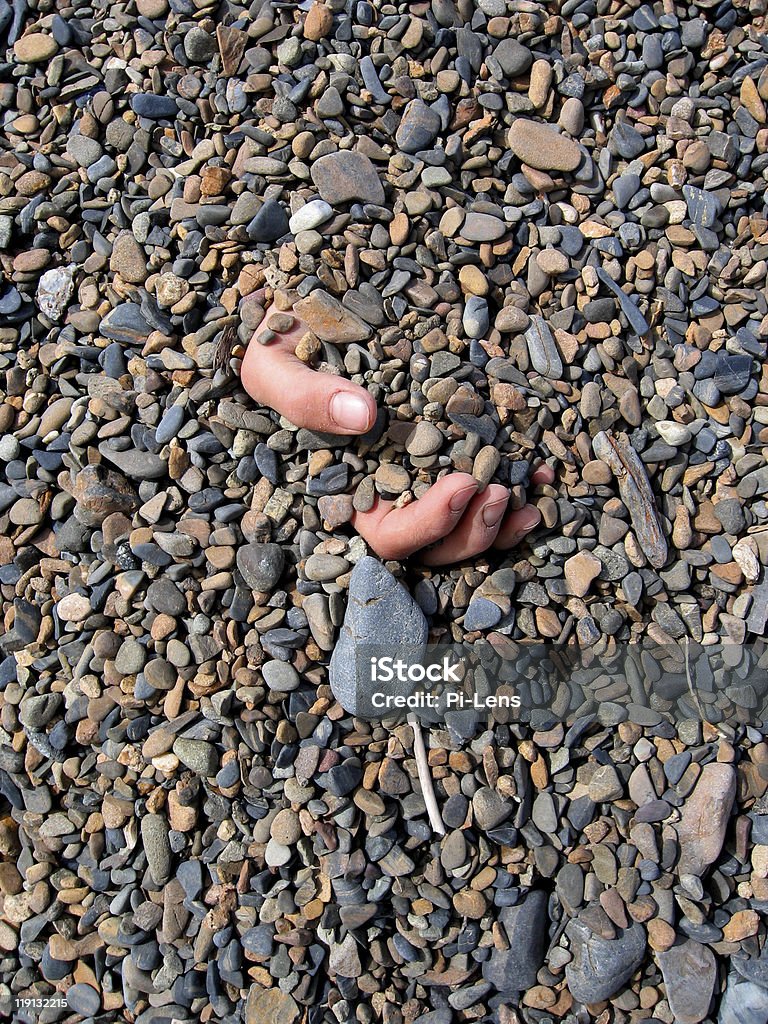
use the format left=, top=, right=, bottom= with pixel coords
left=482, top=889, right=548, bottom=992
left=719, top=973, right=768, bottom=1024
left=658, top=940, right=716, bottom=1023
left=565, top=910, right=646, bottom=1004
left=329, top=557, right=428, bottom=716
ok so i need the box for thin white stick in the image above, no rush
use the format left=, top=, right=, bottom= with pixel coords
left=684, top=635, right=711, bottom=726
left=407, top=712, right=446, bottom=837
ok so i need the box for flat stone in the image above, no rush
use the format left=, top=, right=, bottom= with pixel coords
left=714, top=353, right=752, bottom=395
left=482, top=890, right=548, bottom=992
left=658, top=941, right=716, bottom=1024
left=676, top=763, right=736, bottom=876
left=245, top=988, right=300, bottom=1024
left=564, top=550, right=602, bottom=597
left=566, top=911, right=646, bottom=1004
left=131, top=94, right=178, bottom=119
left=525, top=315, right=563, bottom=379
left=141, top=814, right=171, bottom=884
left=406, top=421, right=443, bottom=457
left=507, top=119, right=582, bottom=172
left=719, top=973, right=768, bottom=1024
left=14, top=34, right=58, bottom=62
left=462, top=212, right=506, bottom=242
left=100, top=303, right=152, bottom=343
left=294, top=290, right=373, bottom=343
left=98, top=442, right=166, bottom=480
left=310, top=151, right=385, bottom=205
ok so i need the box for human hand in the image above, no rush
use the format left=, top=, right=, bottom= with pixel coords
left=241, top=303, right=554, bottom=565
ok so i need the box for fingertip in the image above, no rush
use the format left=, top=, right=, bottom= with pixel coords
left=329, top=389, right=377, bottom=433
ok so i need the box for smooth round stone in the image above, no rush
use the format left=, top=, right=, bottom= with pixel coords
left=66, top=134, right=103, bottom=168
left=395, top=98, right=442, bottom=153
left=14, top=34, right=58, bottom=62
left=67, top=984, right=101, bottom=1016
left=184, top=27, right=216, bottom=62
left=537, top=249, right=570, bottom=275
left=507, top=119, right=582, bottom=171
left=265, top=837, right=292, bottom=867
left=463, top=296, right=489, bottom=338
left=262, top=660, right=300, bottom=692
left=236, top=543, right=284, bottom=590
left=464, top=598, right=502, bottom=631
left=131, top=94, right=178, bottom=119
left=289, top=199, right=333, bottom=234
left=172, top=738, right=218, bottom=775
left=155, top=405, right=185, bottom=444
left=462, top=212, right=506, bottom=242
left=304, top=553, right=350, bottom=581
left=406, top=421, right=443, bottom=457
left=270, top=808, right=301, bottom=844
left=655, top=421, right=692, bottom=446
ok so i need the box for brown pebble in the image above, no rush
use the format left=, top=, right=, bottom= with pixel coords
left=295, top=331, right=321, bottom=363
left=268, top=312, right=296, bottom=333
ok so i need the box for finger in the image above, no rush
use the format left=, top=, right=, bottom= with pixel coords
left=351, top=474, right=480, bottom=560
left=530, top=463, right=555, bottom=486
left=241, top=308, right=377, bottom=435
left=420, top=485, right=511, bottom=566
left=492, top=503, right=543, bottom=549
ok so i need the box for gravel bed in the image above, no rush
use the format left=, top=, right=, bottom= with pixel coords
left=2, top=0, right=768, bottom=1021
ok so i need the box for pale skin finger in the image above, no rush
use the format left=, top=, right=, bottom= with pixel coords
left=420, top=484, right=511, bottom=566
left=240, top=304, right=378, bottom=434
left=351, top=474, right=481, bottom=560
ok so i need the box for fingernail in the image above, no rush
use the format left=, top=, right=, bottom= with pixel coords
left=449, top=484, right=478, bottom=512
left=520, top=506, right=541, bottom=531
left=482, top=498, right=508, bottom=528
left=330, top=392, right=372, bottom=432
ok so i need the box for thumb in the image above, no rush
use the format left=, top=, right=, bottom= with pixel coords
left=241, top=330, right=377, bottom=435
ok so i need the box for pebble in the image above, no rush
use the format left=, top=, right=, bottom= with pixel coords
left=141, top=814, right=171, bottom=884
left=14, top=34, right=57, bottom=62
left=236, top=543, right=285, bottom=591
left=483, top=890, right=548, bottom=993
left=677, top=764, right=736, bottom=876
left=396, top=99, right=442, bottom=154
left=172, top=738, right=218, bottom=776
left=288, top=199, right=333, bottom=234
left=659, top=940, right=717, bottom=1023
left=507, top=119, right=582, bottom=172
left=310, top=151, right=385, bottom=205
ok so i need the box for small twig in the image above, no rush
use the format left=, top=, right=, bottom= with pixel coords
left=407, top=713, right=446, bottom=837
left=684, top=635, right=709, bottom=725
